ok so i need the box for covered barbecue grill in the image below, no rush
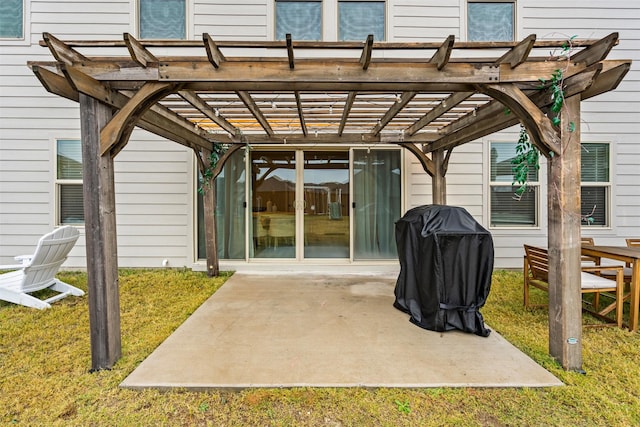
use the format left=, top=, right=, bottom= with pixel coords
left=393, top=205, right=494, bottom=337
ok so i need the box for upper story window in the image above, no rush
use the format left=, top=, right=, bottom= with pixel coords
left=275, top=0, right=322, bottom=41
left=339, top=1, right=385, bottom=41
left=139, top=0, right=186, bottom=39
left=581, top=143, right=610, bottom=227
left=468, top=1, right=515, bottom=41
left=489, top=141, right=539, bottom=227
left=56, top=140, right=84, bottom=225
left=0, top=0, right=23, bottom=39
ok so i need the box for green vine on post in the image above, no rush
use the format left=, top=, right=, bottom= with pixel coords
left=198, top=143, right=227, bottom=194
left=511, top=36, right=578, bottom=199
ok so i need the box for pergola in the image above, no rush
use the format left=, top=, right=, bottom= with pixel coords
left=29, top=32, right=630, bottom=372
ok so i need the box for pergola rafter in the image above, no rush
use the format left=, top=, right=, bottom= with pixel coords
left=28, top=32, right=631, bottom=373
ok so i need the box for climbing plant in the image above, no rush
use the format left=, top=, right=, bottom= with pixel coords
left=198, top=142, right=228, bottom=194
left=511, top=36, right=577, bottom=198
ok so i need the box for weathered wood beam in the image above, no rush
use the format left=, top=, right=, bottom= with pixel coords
left=429, top=35, right=455, bottom=70
left=397, top=143, right=435, bottom=177
left=547, top=95, right=583, bottom=371
left=80, top=94, right=121, bottom=371
left=581, top=62, right=631, bottom=100
left=236, top=90, right=274, bottom=136
left=124, top=33, right=158, bottom=68
left=338, top=92, right=357, bottom=136
left=60, top=65, right=214, bottom=151
left=360, top=35, right=374, bottom=70
left=294, top=91, right=308, bottom=136
left=495, top=34, right=536, bottom=68
left=286, top=33, right=295, bottom=69
left=432, top=149, right=447, bottom=205
left=570, top=32, right=618, bottom=66
left=427, top=65, right=602, bottom=154
left=405, top=91, right=475, bottom=136
left=40, top=37, right=609, bottom=50
left=197, top=147, right=220, bottom=277
left=30, top=64, right=79, bottom=101
left=479, top=83, right=561, bottom=156
left=100, top=82, right=176, bottom=155
left=42, top=32, right=88, bottom=65
left=178, top=90, right=239, bottom=136
left=370, top=91, right=416, bottom=136
left=203, top=33, right=226, bottom=69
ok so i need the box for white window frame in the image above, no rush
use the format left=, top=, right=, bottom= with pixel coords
left=55, top=139, right=84, bottom=226
left=488, top=140, right=540, bottom=229
left=274, top=0, right=323, bottom=41
left=580, top=142, right=612, bottom=229
left=0, top=0, right=29, bottom=45
left=136, top=0, right=190, bottom=40
left=337, top=0, right=386, bottom=42
left=466, top=0, right=516, bottom=42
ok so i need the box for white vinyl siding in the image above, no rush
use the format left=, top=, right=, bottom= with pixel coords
left=0, top=0, right=639, bottom=270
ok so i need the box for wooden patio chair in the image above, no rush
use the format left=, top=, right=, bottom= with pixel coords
left=626, top=238, right=640, bottom=248
left=523, top=245, right=624, bottom=327
left=0, top=226, right=84, bottom=309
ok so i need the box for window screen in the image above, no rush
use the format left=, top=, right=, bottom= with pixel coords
left=339, top=1, right=385, bottom=41
left=0, top=0, right=23, bottom=38
left=275, top=1, right=322, bottom=41
left=468, top=1, right=514, bottom=42
left=490, top=142, right=538, bottom=227
left=57, top=140, right=84, bottom=225
left=581, top=143, right=610, bottom=227
left=140, top=0, right=186, bottom=39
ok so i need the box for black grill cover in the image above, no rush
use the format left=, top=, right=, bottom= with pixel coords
left=393, top=205, right=493, bottom=337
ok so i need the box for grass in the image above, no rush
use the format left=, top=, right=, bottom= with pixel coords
left=1, top=269, right=639, bottom=426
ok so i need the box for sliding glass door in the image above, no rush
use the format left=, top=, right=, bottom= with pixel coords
left=353, top=149, right=401, bottom=259
left=303, top=151, right=350, bottom=258
left=201, top=147, right=402, bottom=262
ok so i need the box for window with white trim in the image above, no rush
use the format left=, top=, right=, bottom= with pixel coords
left=581, top=143, right=610, bottom=227
left=0, top=0, right=23, bottom=39
left=56, top=139, right=84, bottom=225
left=275, top=0, right=322, bottom=41
left=338, top=1, right=385, bottom=41
left=139, top=0, right=186, bottom=39
left=468, top=1, right=515, bottom=42
left=489, top=142, right=539, bottom=227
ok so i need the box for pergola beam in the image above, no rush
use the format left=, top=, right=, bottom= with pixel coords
left=124, top=33, right=158, bottom=68
left=203, top=33, right=226, bottom=69
left=338, top=92, right=357, bottom=136
left=429, top=35, right=455, bottom=70
left=360, top=35, right=374, bottom=70
left=178, top=90, right=239, bottom=136
left=236, top=90, right=275, bottom=136
left=495, top=34, right=536, bottom=68
left=60, top=65, right=214, bottom=151
left=370, top=91, right=417, bottom=136
left=294, top=91, right=308, bottom=136
left=405, top=91, right=475, bottom=137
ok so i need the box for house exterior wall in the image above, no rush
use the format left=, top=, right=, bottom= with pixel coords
left=1, top=1, right=638, bottom=270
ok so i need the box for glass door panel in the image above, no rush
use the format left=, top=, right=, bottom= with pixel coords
left=353, top=149, right=401, bottom=259
left=303, top=151, right=350, bottom=258
left=251, top=150, right=296, bottom=258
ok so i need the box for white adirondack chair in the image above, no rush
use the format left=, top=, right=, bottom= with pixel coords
left=0, top=226, right=84, bottom=309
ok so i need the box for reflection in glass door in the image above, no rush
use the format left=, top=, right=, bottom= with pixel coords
left=250, top=151, right=296, bottom=258
left=303, top=151, right=350, bottom=258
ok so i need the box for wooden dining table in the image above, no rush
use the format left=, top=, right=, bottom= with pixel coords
left=582, top=245, right=640, bottom=332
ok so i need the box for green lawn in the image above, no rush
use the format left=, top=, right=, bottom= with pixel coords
left=1, top=269, right=638, bottom=426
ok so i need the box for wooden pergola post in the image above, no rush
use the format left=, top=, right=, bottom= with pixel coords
left=547, top=95, right=583, bottom=371
left=200, top=148, right=220, bottom=277
left=432, top=148, right=447, bottom=205
left=80, top=94, right=122, bottom=371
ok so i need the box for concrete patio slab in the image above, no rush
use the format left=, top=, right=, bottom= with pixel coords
left=121, top=273, right=563, bottom=390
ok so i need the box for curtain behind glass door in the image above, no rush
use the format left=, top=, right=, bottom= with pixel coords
left=353, top=150, right=401, bottom=259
